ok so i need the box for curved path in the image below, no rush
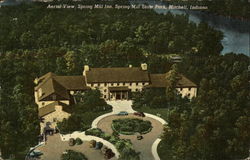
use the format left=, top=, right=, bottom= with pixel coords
left=97, top=114, right=163, bottom=160
left=59, top=100, right=167, bottom=160
left=97, top=100, right=167, bottom=160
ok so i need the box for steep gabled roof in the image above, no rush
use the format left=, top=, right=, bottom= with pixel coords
left=53, top=76, right=88, bottom=90
left=148, top=73, right=197, bottom=88
left=35, top=73, right=89, bottom=101
left=38, top=78, right=69, bottom=101
left=38, top=101, right=70, bottom=117
left=85, top=67, right=150, bottom=83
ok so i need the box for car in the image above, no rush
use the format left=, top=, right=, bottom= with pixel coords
left=117, top=111, right=128, bottom=116
left=69, top=138, right=75, bottom=146
left=137, top=135, right=143, bottom=140
left=104, top=148, right=115, bottom=159
left=89, top=140, right=96, bottom=148
left=95, top=141, right=103, bottom=149
left=29, top=150, right=43, bottom=157
left=134, top=112, right=145, bottom=117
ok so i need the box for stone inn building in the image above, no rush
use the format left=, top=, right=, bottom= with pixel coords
left=34, top=63, right=197, bottom=132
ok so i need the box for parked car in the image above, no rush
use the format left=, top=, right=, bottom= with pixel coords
left=89, top=140, right=96, bottom=148
left=104, top=148, right=115, bottom=159
left=69, top=138, right=75, bottom=146
left=117, top=111, right=128, bottom=116
left=137, top=135, right=143, bottom=140
left=134, top=112, right=145, bottom=117
left=29, top=150, right=43, bottom=157
left=95, top=142, right=103, bottom=149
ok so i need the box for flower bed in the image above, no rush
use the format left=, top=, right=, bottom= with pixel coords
left=112, top=118, right=152, bottom=135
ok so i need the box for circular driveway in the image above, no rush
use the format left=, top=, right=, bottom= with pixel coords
left=97, top=114, right=164, bottom=160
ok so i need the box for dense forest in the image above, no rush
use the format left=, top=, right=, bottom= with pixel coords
left=167, top=0, right=250, bottom=19
left=0, top=2, right=249, bottom=160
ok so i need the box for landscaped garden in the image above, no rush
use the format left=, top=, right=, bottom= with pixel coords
left=112, top=118, right=152, bottom=135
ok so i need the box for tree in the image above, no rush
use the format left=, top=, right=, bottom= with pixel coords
left=165, top=64, right=179, bottom=103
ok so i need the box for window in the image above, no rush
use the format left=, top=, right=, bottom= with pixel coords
left=104, top=95, right=106, bottom=99
left=111, top=83, right=114, bottom=86
left=97, top=83, right=100, bottom=87
left=187, top=93, right=191, bottom=97
left=188, top=87, right=191, bottom=91
left=91, top=83, right=93, bottom=87
left=104, top=89, right=107, bottom=92
left=42, top=102, right=45, bottom=106
left=104, top=83, right=107, bottom=86
left=123, top=82, right=126, bottom=86
left=135, top=89, right=138, bottom=92
left=142, top=82, right=145, bottom=85
left=130, top=83, right=132, bottom=86
left=180, top=88, right=183, bottom=91
left=117, top=83, right=120, bottom=86
left=136, top=83, right=138, bottom=85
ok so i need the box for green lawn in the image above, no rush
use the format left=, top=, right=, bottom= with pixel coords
left=135, top=106, right=169, bottom=121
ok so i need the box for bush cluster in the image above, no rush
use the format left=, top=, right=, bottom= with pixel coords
left=85, top=128, right=140, bottom=160
left=61, top=150, right=88, bottom=160
left=112, top=118, right=152, bottom=135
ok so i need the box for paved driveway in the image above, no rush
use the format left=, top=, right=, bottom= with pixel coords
left=97, top=114, right=164, bottom=160
left=36, top=134, right=116, bottom=160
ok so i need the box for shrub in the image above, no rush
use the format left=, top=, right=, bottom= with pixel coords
left=61, top=150, right=88, bottom=160
left=75, top=138, right=83, bottom=145
left=112, top=118, right=152, bottom=135
left=85, top=128, right=102, bottom=137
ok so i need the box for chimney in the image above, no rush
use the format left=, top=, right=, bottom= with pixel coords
left=129, top=64, right=132, bottom=68
left=83, top=65, right=90, bottom=76
left=55, top=105, right=63, bottom=112
left=141, top=63, right=147, bottom=71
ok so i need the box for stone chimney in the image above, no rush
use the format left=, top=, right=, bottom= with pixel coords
left=141, top=63, right=147, bottom=71
left=83, top=65, right=90, bottom=76
left=55, top=105, right=63, bottom=112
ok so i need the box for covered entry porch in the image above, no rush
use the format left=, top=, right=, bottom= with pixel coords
left=108, top=87, right=130, bottom=100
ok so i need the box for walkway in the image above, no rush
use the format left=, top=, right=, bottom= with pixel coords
left=97, top=114, right=164, bottom=160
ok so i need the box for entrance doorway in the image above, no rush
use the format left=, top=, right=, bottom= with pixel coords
left=116, top=93, right=121, bottom=100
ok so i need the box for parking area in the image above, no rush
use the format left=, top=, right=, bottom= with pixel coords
left=35, top=134, right=117, bottom=160
left=97, top=114, right=164, bottom=160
